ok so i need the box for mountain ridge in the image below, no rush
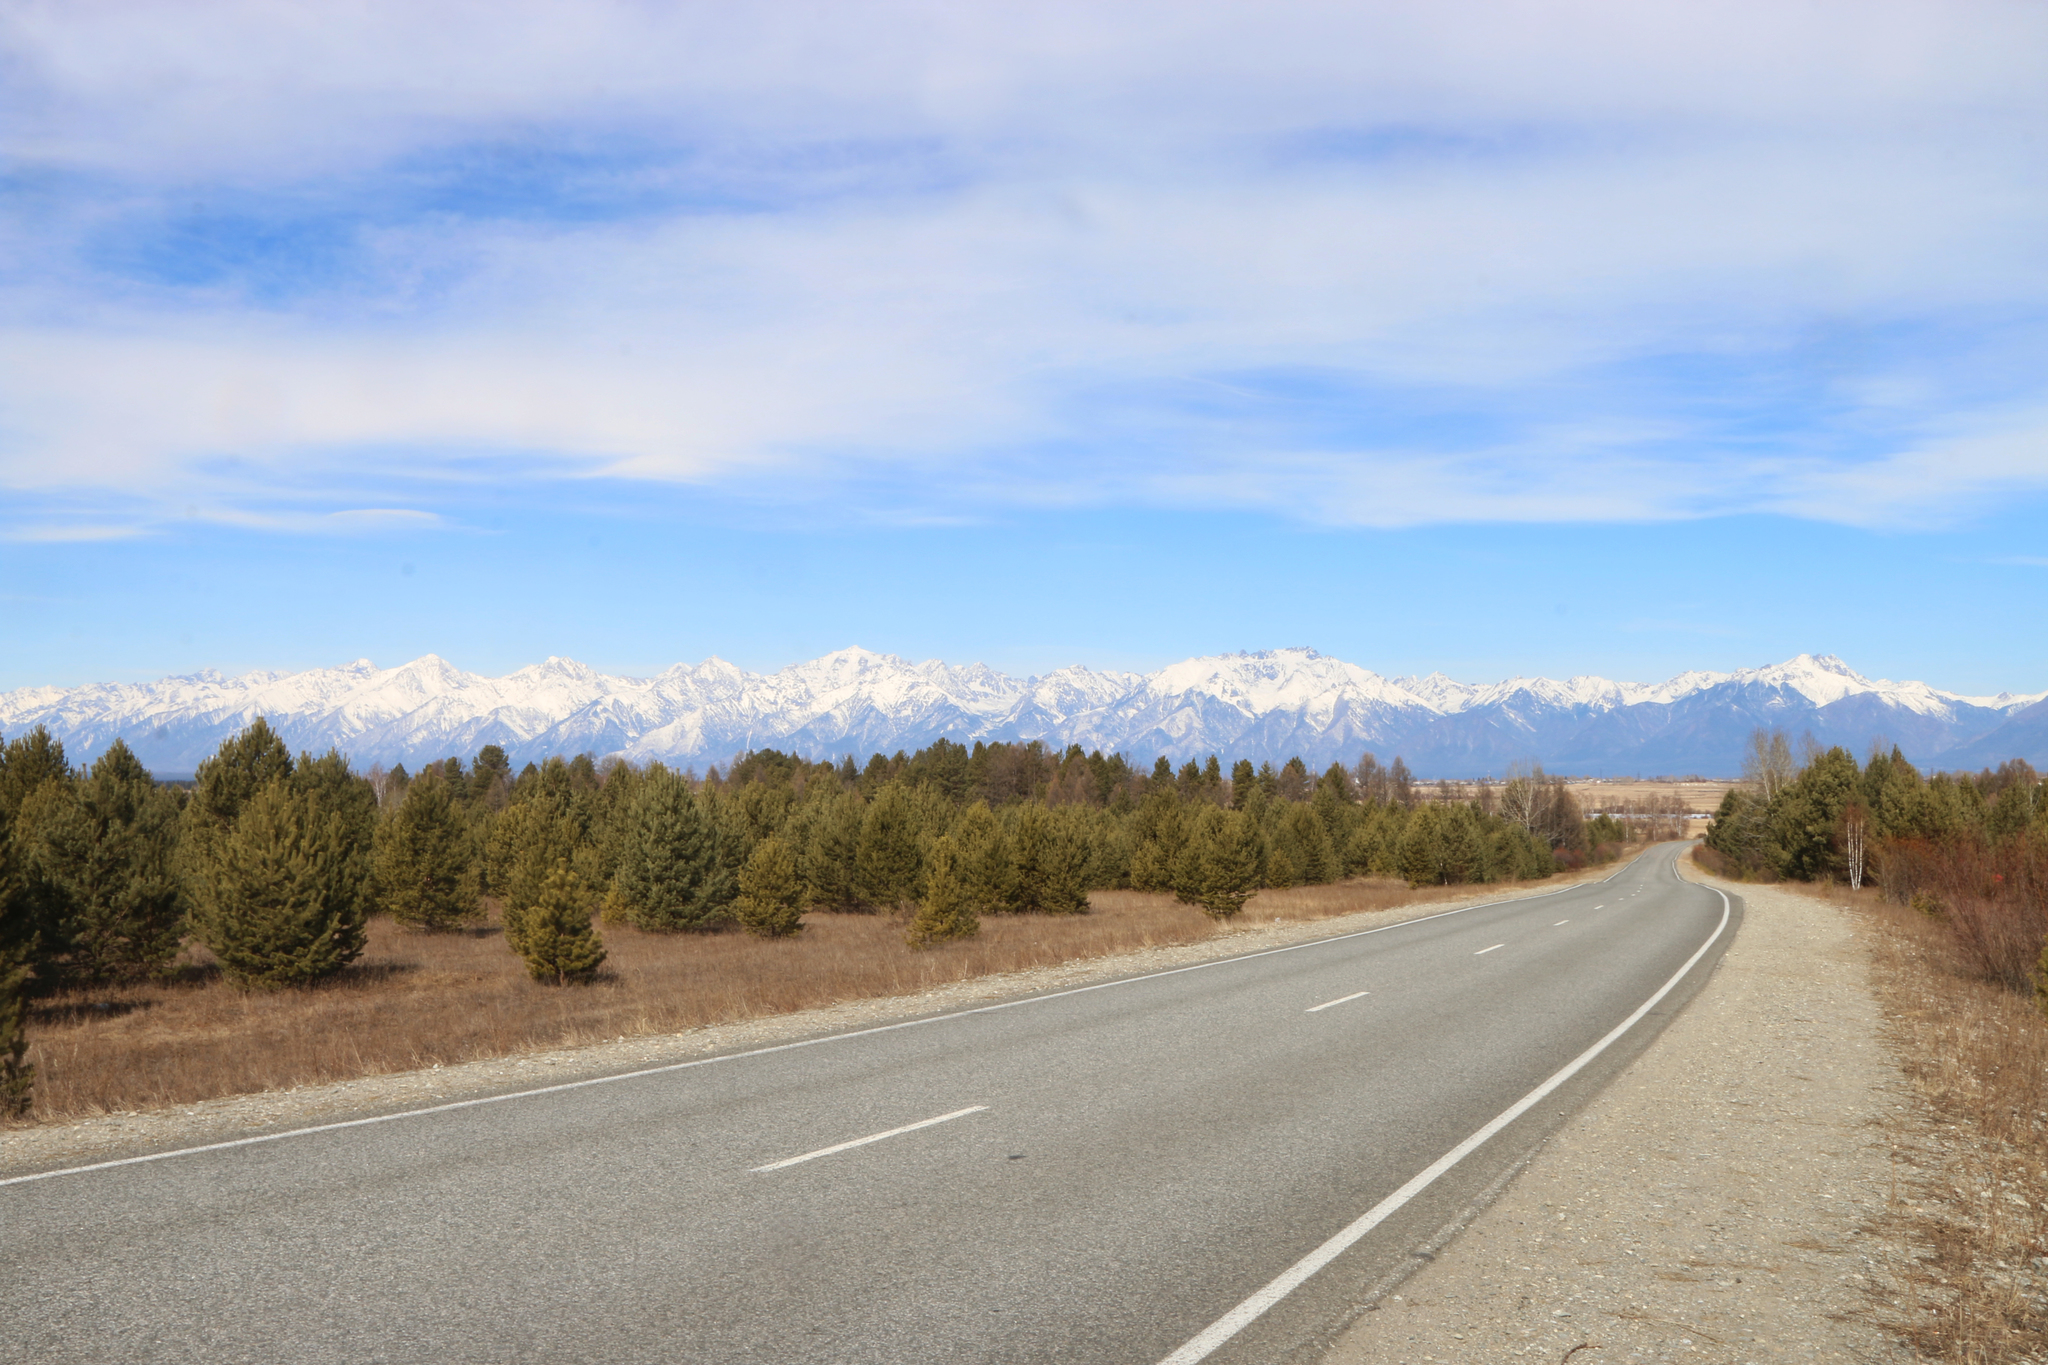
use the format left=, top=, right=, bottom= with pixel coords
left=3, top=648, right=2041, bottom=779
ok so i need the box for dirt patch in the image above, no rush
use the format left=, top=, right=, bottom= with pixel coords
left=1320, top=868, right=1914, bottom=1364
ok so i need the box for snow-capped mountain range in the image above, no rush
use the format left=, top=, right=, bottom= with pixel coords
left=3, top=649, right=2043, bottom=779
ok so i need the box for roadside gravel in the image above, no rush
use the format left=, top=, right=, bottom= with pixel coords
left=1320, top=868, right=1913, bottom=1365
left=0, top=870, right=1609, bottom=1179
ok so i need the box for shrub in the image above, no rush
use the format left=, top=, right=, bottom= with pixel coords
left=735, top=837, right=805, bottom=938
left=517, top=861, right=606, bottom=985
left=905, top=836, right=979, bottom=947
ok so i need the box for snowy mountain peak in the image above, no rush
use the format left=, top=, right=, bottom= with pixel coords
left=2, top=650, right=2040, bottom=776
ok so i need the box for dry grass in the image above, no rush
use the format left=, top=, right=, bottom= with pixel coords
left=16, top=875, right=1490, bottom=1126
left=1763, top=866, right=2048, bottom=1362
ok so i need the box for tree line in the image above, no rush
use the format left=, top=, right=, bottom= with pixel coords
left=0, top=721, right=1608, bottom=1116
left=1702, top=730, right=2048, bottom=998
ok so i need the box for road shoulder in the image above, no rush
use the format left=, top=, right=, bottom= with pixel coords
left=1, top=867, right=1616, bottom=1179
left=1320, top=869, right=1912, bottom=1364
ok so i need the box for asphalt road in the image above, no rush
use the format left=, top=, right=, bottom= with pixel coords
left=5, top=843, right=1734, bottom=1365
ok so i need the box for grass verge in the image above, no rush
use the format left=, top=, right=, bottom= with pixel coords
left=15, top=874, right=1520, bottom=1126
left=1719, top=854, right=2048, bottom=1363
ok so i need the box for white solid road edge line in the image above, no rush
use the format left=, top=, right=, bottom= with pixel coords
left=1156, top=882, right=1732, bottom=1365
left=1304, top=991, right=1370, bottom=1014
left=750, top=1106, right=988, bottom=1173
left=0, top=853, right=1651, bottom=1191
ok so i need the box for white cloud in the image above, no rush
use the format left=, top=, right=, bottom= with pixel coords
left=2, top=0, right=2044, bottom=530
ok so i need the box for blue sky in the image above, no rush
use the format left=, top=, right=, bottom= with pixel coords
left=3, top=1, right=2046, bottom=695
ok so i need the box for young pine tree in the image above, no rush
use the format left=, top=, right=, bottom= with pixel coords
left=615, top=770, right=733, bottom=932
left=734, top=836, right=805, bottom=938
left=1007, top=803, right=1088, bottom=914
left=485, top=796, right=580, bottom=950
left=374, top=772, right=479, bottom=930
left=855, top=782, right=923, bottom=911
left=905, top=835, right=980, bottom=948
left=802, top=791, right=867, bottom=911
left=14, top=739, right=184, bottom=988
left=189, top=779, right=367, bottom=988
left=950, top=801, right=1014, bottom=913
left=1196, top=809, right=1262, bottom=920
left=0, top=815, right=34, bottom=1118
left=517, top=860, right=606, bottom=985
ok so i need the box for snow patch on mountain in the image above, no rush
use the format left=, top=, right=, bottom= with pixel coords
left=2, top=648, right=2041, bottom=776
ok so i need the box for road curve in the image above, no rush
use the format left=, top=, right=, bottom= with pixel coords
left=4, top=843, right=1734, bottom=1365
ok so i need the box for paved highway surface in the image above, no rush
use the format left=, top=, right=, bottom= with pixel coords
left=5, top=843, right=1733, bottom=1365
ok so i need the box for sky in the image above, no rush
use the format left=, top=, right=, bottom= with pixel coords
left=3, top=1, right=2045, bottom=695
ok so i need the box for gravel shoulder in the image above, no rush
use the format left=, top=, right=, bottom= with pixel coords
left=1320, top=866, right=1912, bottom=1364
left=0, top=868, right=1615, bottom=1179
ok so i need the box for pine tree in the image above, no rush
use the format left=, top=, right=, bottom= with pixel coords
left=950, top=801, right=1014, bottom=912
left=518, top=860, right=606, bottom=984
left=292, top=748, right=380, bottom=921
left=1398, top=804, right=1446, bottom=886
left=735, top=836, right=805, bottom=937
left=0, top=725, right=73, bottom=823
left=855, top=782, right=923, bottom=910
left=374, top=771, right=479, bottom=930
left=802, top=790, right=867, bottom=911
left=189, top=779, right=367, bottom=987
left=1230, top=759, right=1257, bottom=810
left=1196, top=810, right=1261, bottom=920
left=0, top=813, right=34, bottom=1117
left=905, top=836, right=980, bottom=948
left=1007, top=802, right=1089, bottom=914
left=486, top=796, right=581, bottom=951
left=14, top=739, right=184, bottom=987
left=615, top=770, right=733, bottom=931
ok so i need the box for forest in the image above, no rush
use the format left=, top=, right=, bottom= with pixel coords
left=1701, top=732, right=2048, bottom=992
left=0, top=719, right=1633, bottom=1116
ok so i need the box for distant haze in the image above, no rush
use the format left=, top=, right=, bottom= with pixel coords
left=5, top=649, right=2043, bottom=780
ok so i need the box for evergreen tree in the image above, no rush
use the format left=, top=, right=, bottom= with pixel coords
left=486, top=795, right=581, bottom=950
left=292, top=748, right=380, bottom=921
left=14, top=739, right=184, bottom=987
left=189, top=779, right=367, bottom=987
left=735, top=836, right=805, bottom=937
left=905, top=835, right=980, bottom=947
left=0, top=725, right=72, bottom=823
left=0, top=811, right=34, bottom=1117
left=855, top=781, right=923, bottom=910
left=802, top=791, right=867, bottom=911
left=1007, top=802, right=1088, bottom=914
left=374, top=771, right=478, bottom=930
left=1398, top=804, right=1446, bottom=886
left=1440, top=803, right=1485, bottom=883
left=1196, top=809, right=1262, bottom=919
left=1127, top=785, right=1187, bottom=892
left=1230, top=759, right=1257, bottom=810
left=517, top=860, right=606, bottom=984
left=950, top=801, right=1014, bottom=912
left=615, top=770, right=733, bottom=932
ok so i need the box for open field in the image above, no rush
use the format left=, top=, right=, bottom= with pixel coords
left=13, top=874, right=1568, bottom=1126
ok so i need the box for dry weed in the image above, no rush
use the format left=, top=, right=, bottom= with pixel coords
left=1795, top=876, right=2048, bottom=1363
left=16, top=875, right=1488, bottom=1125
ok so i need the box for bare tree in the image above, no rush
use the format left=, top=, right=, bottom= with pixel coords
left=1843, top=803, right=1867, bottom=891
left=1741, top=728, right=1796, bottom=800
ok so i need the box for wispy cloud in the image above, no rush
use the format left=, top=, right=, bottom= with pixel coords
left=2, top=1, right=2044, bottom=534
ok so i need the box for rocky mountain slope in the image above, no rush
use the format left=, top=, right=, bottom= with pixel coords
left=3, top=649, right=2040, bottom=777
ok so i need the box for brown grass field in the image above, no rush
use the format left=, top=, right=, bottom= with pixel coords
left=16, top=875, right=1528, bottom=1126
left=1706, top=852, right=2048, bottom=1363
